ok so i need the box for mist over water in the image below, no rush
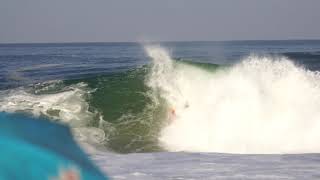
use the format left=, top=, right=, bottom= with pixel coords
left=146, top=46, right=320, bottom=154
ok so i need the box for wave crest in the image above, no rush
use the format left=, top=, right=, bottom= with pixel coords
left=146, top=46, right=320, bottom=154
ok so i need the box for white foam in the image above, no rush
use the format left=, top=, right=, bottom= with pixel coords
left=146, top=46, right=320, bottom=154
left=0, top=82, right=105, bottom=146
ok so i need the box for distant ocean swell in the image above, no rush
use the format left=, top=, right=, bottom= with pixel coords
left=2, top=46, right=320, bottom=154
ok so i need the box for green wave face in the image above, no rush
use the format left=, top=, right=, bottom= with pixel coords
left=65, top=67, right=166, bottom=153
left=64, top=61, right=221, bottom=153
left=178, top=60, right=222, bottom=72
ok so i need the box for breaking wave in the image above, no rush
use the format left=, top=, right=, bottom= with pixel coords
left=2, top=45, right=320, bottom=154
left=146, top=46, right=320, bottom=154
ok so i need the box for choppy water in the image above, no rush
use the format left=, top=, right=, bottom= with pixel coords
left=1, top=41, right=320, bottom=179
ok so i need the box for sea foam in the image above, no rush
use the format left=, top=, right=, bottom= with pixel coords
left=146, top=45, right=320, bottom=154
left=0, top=81, right=105, bottom=146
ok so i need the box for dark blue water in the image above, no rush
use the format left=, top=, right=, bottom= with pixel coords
left=1, top=40, right=320, bottom=89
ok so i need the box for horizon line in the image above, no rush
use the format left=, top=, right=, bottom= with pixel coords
left=1, top=39, right=320, bottom=45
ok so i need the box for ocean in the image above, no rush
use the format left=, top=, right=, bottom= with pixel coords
left=1, top=40, right=320, bottom=179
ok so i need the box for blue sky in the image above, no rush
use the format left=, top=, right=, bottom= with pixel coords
left=1, top=0, right=320, bottom=43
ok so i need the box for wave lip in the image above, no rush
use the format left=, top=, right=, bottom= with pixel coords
left=146, top=46, right=320, bottom=154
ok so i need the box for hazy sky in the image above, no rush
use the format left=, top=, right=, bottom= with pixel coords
left=1, top=0, right=320, bottom=43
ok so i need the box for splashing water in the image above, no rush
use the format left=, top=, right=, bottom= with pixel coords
left=146, top=46, right=320, bottom=154
left=0, top=81, right=105, bottom=146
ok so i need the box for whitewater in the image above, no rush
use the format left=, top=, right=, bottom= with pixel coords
left=146, top=45, right=320, bottom=154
